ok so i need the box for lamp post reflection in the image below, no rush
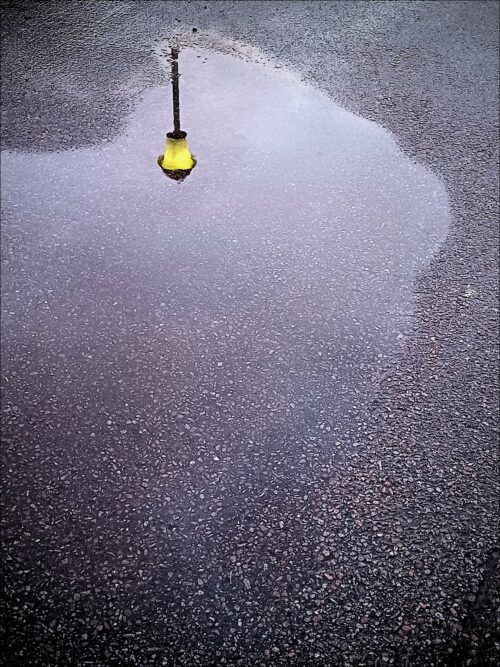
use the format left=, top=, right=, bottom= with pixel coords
left=157, top=48, right=197, bottom=181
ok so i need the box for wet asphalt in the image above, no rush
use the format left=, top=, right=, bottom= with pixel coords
left=1, top=2, right=499, bottom=666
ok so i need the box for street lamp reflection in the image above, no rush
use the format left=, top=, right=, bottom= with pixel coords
left=158, top=48, right=197, bottom=182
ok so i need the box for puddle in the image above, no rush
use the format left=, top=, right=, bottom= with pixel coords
left=1, top=45, right=450, bottom=446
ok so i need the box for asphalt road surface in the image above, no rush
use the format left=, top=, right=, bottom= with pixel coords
left=1, top=2, right=499, bottom=666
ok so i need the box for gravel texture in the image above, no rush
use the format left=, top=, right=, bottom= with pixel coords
left=1, top=2, right=499, bottom=666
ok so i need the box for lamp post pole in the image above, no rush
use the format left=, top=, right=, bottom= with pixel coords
left=171, top=48, right=181, bottom=137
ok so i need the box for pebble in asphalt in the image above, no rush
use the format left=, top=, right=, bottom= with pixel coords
left=1, top=4, right=499, bottom=667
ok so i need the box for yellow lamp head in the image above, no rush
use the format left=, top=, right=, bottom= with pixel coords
left=158, top=131, right=197, bottom=181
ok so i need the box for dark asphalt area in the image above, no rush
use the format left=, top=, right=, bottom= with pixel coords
left=1, top=1, right=499, bottom=666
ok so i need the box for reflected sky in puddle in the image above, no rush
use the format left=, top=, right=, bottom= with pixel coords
left=1, top=47, right=450, bottom=450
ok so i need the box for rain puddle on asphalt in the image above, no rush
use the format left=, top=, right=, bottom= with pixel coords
left=1, top=44, right=450, bottom=453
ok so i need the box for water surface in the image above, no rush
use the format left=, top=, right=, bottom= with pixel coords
left=2, top=47, right=449, bottom=446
